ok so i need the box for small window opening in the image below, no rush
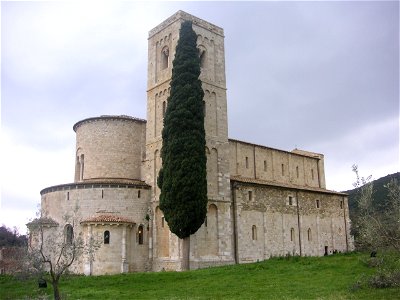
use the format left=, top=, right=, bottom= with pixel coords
left=316, top=199, right=320, bottom=209
left=340, top=200, right=343, bottom=209
left=138, top=190, right=141, bottom=198
left=161, top=217, right=165, bottom=228
left=264, top=160, right=267, bottom=172
left=199, top=49, right=206, bottom=68
left=65, top=225, right=73, bottom=245
left=296, top=166, right=299, bottom=178
left=252, top=225, right=257, bottom=240
left=248, top=191, right=252, bottom=201
left=281, top=164, right=285, bottom=176
left=161, top=47, right=169, bottom=70
left=101, top=189, right=104, bottom=199
left=204, top=216, right=207, bottom=227
left=104, top=230, right=110, bottom=244
left=162, top=101, right=166, bottom=117
left=80, top=154, right=85, bottom=181
left=67, top=192, right=69, bottom=201
left=288, top=196, right=293, bottom=206
left=138, top=225, right=144, bottom=245
left=245, top=157, right=249, bottom=169
left=307, top=228, right=312, bottom=241
left=290, top=228, right=295, bottom=242
left=203, top=100, right=206, bottom=117
left=311, top=169, right=314, bottom=180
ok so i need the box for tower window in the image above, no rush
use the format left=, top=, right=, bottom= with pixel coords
left=316, top=199, right=320, bottom=209
left=67, top=192, right=69, bottom=201
left=281, top=164, right=285, bottom=176
left=340, top=200, right=343, bottom=209
left=104, top=230, right=110, bottom=244
left=311, top=169, right=314, bottom=180
left=288, top=196, right=293, bottom=206
left=161, top=217, right=165, bottom=228
left=162, top=101, right=167, bottom=117
left=198, top=46, right=206, bottom=68
left=290, top=228, right=295, bottom=242
left=296, top=166, right=299, bottom=178
left=264, top=160, right=267, bottom=172
left=138, top=190, right=141, bottom=198
left=161, top=47, right=169, bottom=70
left=248, top=191, right=252, bottom=201
left=245, top=157, right=249, bottom=169
left=307, top=228, right=312, bottom=241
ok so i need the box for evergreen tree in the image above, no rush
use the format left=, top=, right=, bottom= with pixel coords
left=158, top=21, right=207, bottom=243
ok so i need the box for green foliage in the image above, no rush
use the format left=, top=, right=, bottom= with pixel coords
left=159, top=20, right=207, bottom=239
left=349, top=166, right=400, bottom=252
left=345, top=171, right=400, bottom=216
left=2, top=253, right=400, bottom=299
left=0, top=225, right=27, bottom=247
left=354, top=252, right=400, bottom=289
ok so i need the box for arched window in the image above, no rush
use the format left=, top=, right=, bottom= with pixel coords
left=162, top=101, right=167, bottom=117
left=290, top=228, right=295, bottom=242
left=138, top=225, right=144, bottom=245
left=104, top=230, right=110, bottom=244
left=64, top=224, right=73, bottom=245
left=307, top=228, right=312, bottom=241
left=252, top=225, right=257, bottom=241
left=80, top=154, right=85, bottom=181
left=161, top=47, right=169, bottom=70
left=198, top=46, right=206, bottom=68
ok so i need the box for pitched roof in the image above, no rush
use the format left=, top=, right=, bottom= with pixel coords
left=26, top=217, right=59, bottom=228
left=231, top=175, right=346, bottom=196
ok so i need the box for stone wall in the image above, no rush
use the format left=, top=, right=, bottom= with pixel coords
left=229, top=140, right=325, bottom=189
left=40, top=183, right=151, bottom=274
left=232, top=181, right=351, bottom=263
left=74, top=116, right=146, bottom=182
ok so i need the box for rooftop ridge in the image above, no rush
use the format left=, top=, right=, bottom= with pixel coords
left=73, top=115, right=147, bottom=132
left=148, top=10, right=224, bottom=38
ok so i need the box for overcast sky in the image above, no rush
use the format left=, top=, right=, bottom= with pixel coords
left=1, top=1, right=399, bottom=233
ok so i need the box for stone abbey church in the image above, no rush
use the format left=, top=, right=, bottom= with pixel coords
left=30, top=11, right=353, bottom=275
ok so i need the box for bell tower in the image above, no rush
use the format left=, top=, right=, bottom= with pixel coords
left=145, top=11, right=234, bottom=270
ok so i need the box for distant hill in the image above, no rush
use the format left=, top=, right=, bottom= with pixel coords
left=343, top=172, right=400, bottom=219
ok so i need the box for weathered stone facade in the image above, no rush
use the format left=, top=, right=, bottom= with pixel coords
left=28, top=11, right=353, bottom=275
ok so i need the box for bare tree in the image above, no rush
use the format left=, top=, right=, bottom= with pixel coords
left=27, top=214, right=100, bottom=300
left=352, top=165, right=400, bottom=251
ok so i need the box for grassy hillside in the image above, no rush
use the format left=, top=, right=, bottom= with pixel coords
left=1, top=253, right=399, bottom=299
left=344, top=172, right=400, bottom=219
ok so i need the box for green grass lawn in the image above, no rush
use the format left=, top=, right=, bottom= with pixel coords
left=1, top=252, right=399, bottom=299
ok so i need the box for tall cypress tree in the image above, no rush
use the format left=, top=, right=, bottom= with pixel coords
left=158, top=20, right=207, bottom=259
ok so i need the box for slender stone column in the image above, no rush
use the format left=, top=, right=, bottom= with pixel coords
left=121, top=226, right=128, bottom=273
left=84, top=225, right=93, bottom=276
